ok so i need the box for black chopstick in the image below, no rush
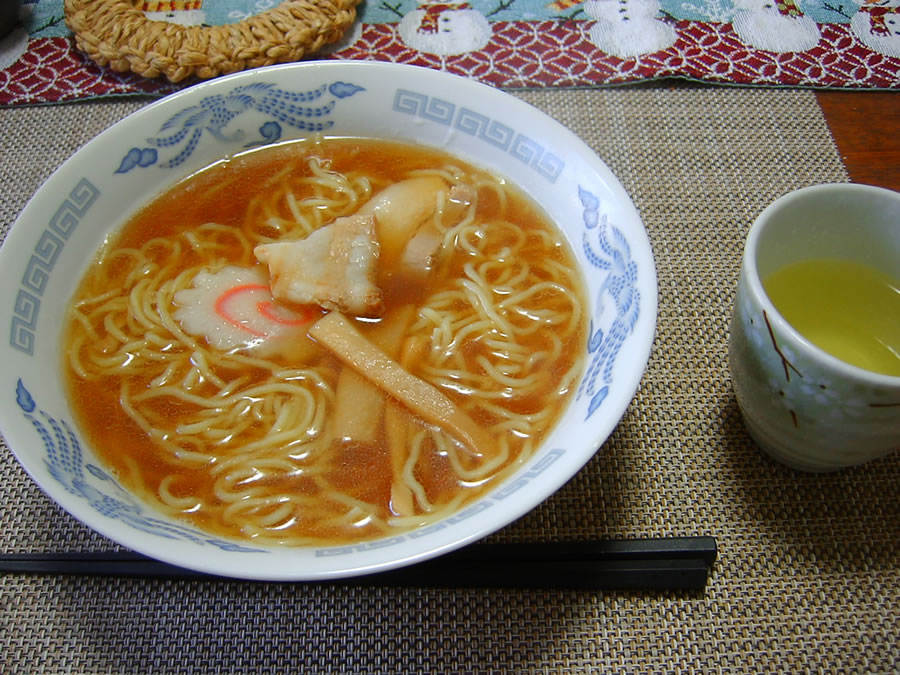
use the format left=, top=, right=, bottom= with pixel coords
left=0, top=536, right=716, bottom=590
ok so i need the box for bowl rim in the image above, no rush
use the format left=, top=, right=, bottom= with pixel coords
left=0, top=60, right=658, bottom=580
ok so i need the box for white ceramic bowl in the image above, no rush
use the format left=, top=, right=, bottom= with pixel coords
left=0, top=62, right=656, bottom=580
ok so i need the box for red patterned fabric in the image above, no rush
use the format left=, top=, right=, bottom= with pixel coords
left=0, top=20, right=898, bottom=106
left=0, top=38, right=182, bottom=104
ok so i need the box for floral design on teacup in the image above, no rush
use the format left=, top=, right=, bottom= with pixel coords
left=740, top=293, right=890, bottom=428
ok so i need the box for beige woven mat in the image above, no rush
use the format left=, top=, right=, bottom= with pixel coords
left=1, top=87, right=897, bottom=673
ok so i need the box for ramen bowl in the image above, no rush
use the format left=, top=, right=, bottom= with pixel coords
left=0, top=62, right=656, bottom=580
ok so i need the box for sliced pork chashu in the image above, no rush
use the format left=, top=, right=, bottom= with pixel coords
left=254, top=214, right=384, bottom=318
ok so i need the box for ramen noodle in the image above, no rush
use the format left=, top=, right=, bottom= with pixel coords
left=64, top=138, right=587, bottom=546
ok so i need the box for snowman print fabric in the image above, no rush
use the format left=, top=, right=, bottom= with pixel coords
left=2, top=0, right=899, bottom=102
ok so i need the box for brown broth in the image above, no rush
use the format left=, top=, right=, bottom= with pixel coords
left=65, top=138, right=586, bottom=545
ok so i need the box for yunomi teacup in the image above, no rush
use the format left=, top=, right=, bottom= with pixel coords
left=729, top=184, right=900, bottom=472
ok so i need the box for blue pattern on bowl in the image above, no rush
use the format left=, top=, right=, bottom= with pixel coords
left=116, top=81, right=366, bottom=172
left=15, top=379, right=264, bottom=552
left=10, top=178, right=100, bottom=356
left=394, top=89, right=565, bottom=183
left=576, top=186, right=642, bottom=418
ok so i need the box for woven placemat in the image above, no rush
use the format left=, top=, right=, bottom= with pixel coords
left=1, top=86, right=898, bottom=673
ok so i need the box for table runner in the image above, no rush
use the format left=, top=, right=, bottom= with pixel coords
left=1, top=86, right=897, bottom=672
left=1, top=0, right=899, bottom=106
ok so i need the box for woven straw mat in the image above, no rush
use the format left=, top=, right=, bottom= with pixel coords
left=64, top=0, right=361, bottom=82
left=0, top=86, right=897, bottom=673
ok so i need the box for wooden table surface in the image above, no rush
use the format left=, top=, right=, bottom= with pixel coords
left=816, top=90, right=899, bottom=192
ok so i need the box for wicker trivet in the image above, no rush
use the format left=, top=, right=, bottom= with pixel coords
left=64, top=0, right=361, bottom=83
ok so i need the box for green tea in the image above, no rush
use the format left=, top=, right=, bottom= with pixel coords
left=763, top=258, right=900, bottom=377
